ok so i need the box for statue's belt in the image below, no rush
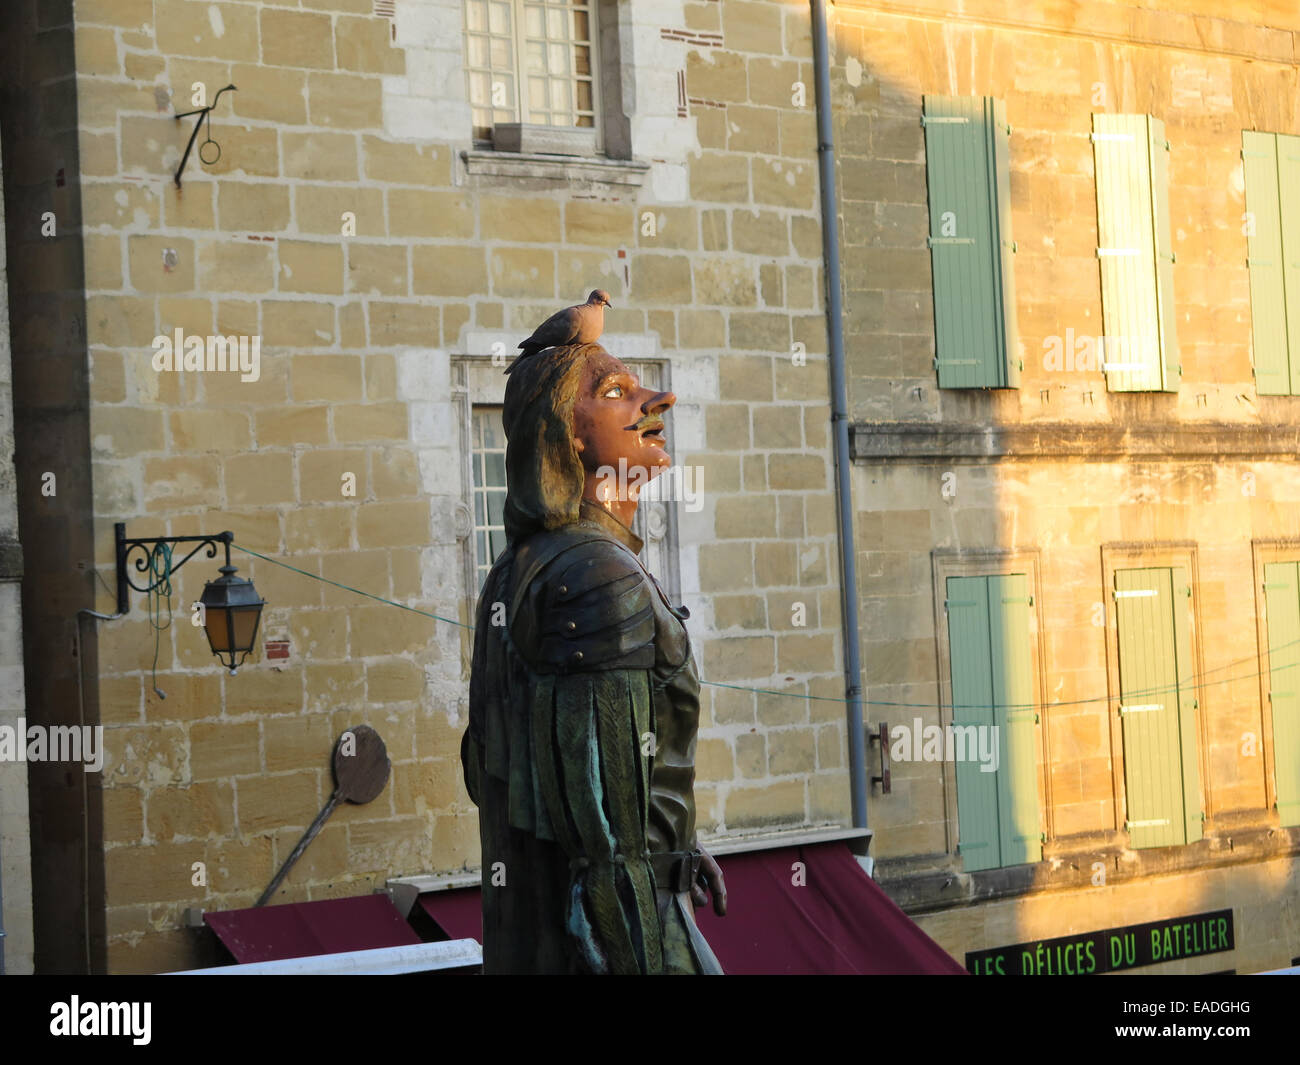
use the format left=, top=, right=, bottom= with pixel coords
left=651, top=849, right=704, bottom=895
left=569, top=849, right=703, bottom=894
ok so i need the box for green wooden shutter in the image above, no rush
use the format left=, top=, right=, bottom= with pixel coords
left=989, top=99, right=1021, bottom=388
left=1092, top=114, right=1178, bottom=392
left=1263, top=562, right=1300, bottom=826
left=1114, top=567, right=1200, bottom=848
left=923, top=96, right=1019, bottom=389
left=1169, top=566, right=1202, bottom=844
left=988, top=573, right=1041, bottom=865
left=947, top=574, right=1041, bottom=870
left=947, top=576, right=1001, bottom=870
left=1150, top=120, right=1181, bottom=391
left=1279, top=134, right=1300, bottom=394
left=1242, top=131, right=1292, bottom=394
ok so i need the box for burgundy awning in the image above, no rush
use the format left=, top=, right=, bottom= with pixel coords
left=417, top=887, right=483, bottom=941
left=693, top=841, right=966, bottom=974
left=205, top=894, right=421, bottom=964
left=415, top=841, right=964, bottom=974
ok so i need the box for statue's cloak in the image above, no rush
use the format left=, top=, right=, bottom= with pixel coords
left=462, top=501, right=720, bottom=974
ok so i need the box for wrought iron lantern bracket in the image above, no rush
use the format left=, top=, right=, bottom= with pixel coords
left=114, top=522, right=233, bottom=614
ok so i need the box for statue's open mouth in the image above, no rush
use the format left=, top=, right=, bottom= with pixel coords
left=639, top=419, right=665, bottom=442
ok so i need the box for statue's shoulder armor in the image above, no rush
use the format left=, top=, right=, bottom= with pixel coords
left=511, top=525, right=655, bottom=674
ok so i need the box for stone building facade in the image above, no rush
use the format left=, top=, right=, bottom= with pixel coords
left=3, top=0, right=850, bottom=973
left=5, top=0, right=1298, bottom=978
left=834, top=0, right=1300, bottom=974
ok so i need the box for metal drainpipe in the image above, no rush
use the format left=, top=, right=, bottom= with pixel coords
left=810, top=0, right=868, bottom=830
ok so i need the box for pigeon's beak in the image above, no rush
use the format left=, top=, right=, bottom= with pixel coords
left=603, top=298, right=613, bottom=308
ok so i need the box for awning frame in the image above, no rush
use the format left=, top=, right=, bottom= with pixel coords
left=170, top=940, right=482, bottom=975
left=383, top=824, right=874, bottom=901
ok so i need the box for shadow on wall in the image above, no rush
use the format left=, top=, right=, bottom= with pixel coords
left=0, top=0, right=105, bottom=974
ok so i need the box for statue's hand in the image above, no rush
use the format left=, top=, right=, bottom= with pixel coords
left=691, top=848, right=727, bottom=917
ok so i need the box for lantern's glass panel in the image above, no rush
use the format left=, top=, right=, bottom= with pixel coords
left=204, top=602, right=262, bottom=654
left=230, top=605, right=261, bottom=652
left=205, top=609, right=234, bottom=652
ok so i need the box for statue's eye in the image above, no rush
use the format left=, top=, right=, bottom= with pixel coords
left=603, top=385, right=623, bottom=398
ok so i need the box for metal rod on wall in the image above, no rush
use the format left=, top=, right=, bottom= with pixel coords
left=173, top=83, right=237, bottom=188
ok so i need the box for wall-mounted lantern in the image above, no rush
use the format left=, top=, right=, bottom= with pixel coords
left=114, top=522, right=265, bottom=673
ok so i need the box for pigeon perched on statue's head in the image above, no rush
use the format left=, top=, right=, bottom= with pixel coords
left=513, top=290, right=612, bottom=363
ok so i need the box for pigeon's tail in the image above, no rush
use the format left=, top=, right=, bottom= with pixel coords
left=505, top=340, right=548, bottom=373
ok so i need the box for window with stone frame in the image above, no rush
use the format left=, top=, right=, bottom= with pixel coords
left=464, top=0, right=600, bottom=149
left=1100, top=544, right=1207, bottom=851
left=469, top=405, right=508, bottom=591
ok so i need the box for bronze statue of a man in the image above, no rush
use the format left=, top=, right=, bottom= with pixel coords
left=461, top=340, right=726, bottom=974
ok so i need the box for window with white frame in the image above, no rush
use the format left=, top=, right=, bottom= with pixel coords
left=464, top=0, right=599, bottom=144
left=469, top=406, right=508, bottom=591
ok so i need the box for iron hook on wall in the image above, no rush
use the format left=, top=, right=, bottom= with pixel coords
left=173, top=83, right=237, bottom=188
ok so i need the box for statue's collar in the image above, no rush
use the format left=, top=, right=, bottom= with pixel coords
left=578, top=499, right=644, bottom=555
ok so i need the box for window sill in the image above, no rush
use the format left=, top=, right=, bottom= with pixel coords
left=460, top=149, right=650, bottom=188
left=851, top=421, right=1300, bottom=462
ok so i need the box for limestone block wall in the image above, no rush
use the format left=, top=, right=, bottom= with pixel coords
left=829, top=1, right=1300, bottom=868
left=66, top=0, right=847, bottom=971
left=855, top=457, right=1300, bottom=861
left=833, top=0, right=1300, bottom=428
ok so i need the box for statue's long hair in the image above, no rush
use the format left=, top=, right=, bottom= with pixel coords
left=501, top=343, right=604, bottom=543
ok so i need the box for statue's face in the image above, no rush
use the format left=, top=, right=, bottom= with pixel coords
left=570, top=351, right=676, bottom=485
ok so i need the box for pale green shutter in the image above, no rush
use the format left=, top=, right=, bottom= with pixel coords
left=1242, top=131, right=1291, bottom=394
left=1279, top=134, right=1300, bottom=394
left=923, top=96, right=1019, bottom=389
left=1263, top=562, right=1300, bottom=826
left=989, top=99, right=1021, bottom=388
left=988, top=574, right=1040, bottom=865
left=1114, top=568, right=1200, bottom=847
left=947, top=576, right=1000, bottom=869
left=1150, top=120, right=1181, bottom=391
left=948, top=575, right=1041, bottom=870
left=1169, top=566, right=1202, bottom=843
left=1092, top=114, right=1178, bottom=392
